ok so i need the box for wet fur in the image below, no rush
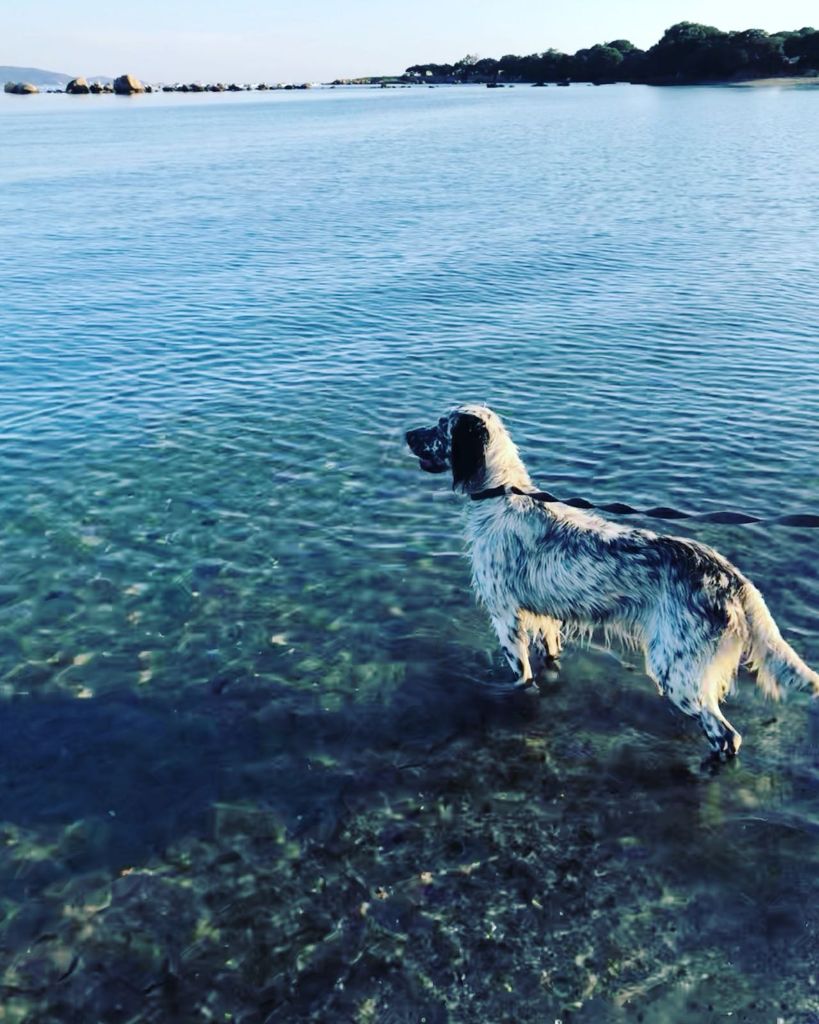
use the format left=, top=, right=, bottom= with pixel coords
left=407, top=404, right=819, bottom=757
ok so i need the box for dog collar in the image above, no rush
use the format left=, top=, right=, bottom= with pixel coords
left=470, top=485, right=564, bottom=503
left=469, top=485, right=510, bottom=501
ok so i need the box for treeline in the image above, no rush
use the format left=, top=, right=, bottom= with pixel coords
left=405, top=22, right=819, bottom=84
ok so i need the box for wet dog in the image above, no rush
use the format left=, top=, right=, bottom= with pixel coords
left=406, top=404, right=819, bottom=757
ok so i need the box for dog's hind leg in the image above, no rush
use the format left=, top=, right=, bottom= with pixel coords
left=489, top=607, right=536, bottom=690
left=645, top=634, right=742, bottom=758
left=698, top=635, right=744, bottom=757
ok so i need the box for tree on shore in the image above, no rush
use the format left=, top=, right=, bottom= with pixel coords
left=404, top=22, right=819, bottom=84
left=572, top=44, right=625, bottom=82
left=784, top=27, right=819, bottom=68
left=644, top=22, right=795, bottom=81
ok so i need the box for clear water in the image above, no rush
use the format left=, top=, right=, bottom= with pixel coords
left=1, top=84, right=818, bottom=1022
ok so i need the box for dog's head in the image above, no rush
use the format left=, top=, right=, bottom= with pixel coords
left=406, top=405, right=498, bottom=493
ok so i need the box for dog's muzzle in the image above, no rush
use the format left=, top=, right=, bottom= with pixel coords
left=406, top=424, right=449, bottom=474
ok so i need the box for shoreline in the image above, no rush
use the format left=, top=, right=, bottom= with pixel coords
left=4, top=75, right=819, bottom=98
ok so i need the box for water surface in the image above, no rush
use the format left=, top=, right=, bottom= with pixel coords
left=1, top=84, right=818, bottom=1022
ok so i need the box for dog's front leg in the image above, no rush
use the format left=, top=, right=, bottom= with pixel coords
left=488, top=607, right=535, bottom=691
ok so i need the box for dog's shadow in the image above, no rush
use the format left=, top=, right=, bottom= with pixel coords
left=0, top=641, right=789, bottom=898
left=0, top=659, right=540, bottom=883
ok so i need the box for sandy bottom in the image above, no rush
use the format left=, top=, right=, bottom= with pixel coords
left=730, top=76, right=819, bottom=88
left=2, top=649, right=818, bottom=1023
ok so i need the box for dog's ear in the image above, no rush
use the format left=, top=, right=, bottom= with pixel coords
left=451, top=413, right=489, bottom=491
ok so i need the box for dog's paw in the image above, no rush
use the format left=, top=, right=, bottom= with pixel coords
left=540, top=658, right=561, bottom=684
left=701, top=750, right=741, bottom=773
left=479, top=678, right=538, bottom=698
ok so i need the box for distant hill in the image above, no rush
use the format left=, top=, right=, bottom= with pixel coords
left=0, top=65, right=75, bottom=86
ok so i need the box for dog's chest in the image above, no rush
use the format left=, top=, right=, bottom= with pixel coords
left=467, top=511, right=532, bottom=603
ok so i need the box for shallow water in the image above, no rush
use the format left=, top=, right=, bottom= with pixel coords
left=1, top=84, right=818, bottom=1022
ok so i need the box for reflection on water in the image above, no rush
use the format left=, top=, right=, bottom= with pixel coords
left=1, top=84, right=818, bottom=1021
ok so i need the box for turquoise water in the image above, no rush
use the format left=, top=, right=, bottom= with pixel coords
left=1, top=84, right=818, bottom=1022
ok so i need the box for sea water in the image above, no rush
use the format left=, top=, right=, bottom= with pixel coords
left=1, top=84, right=818, bottom=1022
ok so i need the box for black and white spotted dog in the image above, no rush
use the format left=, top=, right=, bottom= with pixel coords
left=406, top=404, right=819, bottom=757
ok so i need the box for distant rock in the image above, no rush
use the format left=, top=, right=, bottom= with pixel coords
left=113, top=73, right=145, bottom=95
left=4, top=81, right=39, bottom=94
left=65, top=77, right=90, bottom=95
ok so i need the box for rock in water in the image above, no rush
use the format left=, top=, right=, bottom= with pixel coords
left=113, top=74, right=145, bottom=95
left=66, top=77, right=91, bottom=95
left=5, top=82, right=39, bottom=94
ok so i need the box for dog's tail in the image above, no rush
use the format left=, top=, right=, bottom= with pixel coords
left=740, top=580, right=819, bottom=699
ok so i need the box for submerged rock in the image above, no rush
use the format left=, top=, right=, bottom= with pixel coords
left=113, top=73, right=145, bottom=95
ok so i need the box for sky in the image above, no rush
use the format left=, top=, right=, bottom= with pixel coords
left=4, top=0, right=818, bottom=83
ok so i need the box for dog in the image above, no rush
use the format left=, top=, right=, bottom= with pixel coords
left=406, top=404, right=819, bottom=757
